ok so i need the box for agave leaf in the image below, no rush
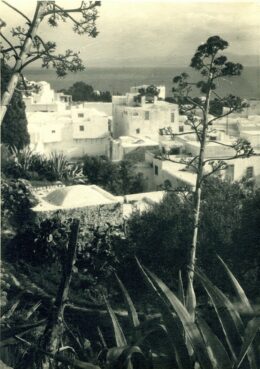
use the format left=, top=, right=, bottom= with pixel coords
left=104, top=296, right=127, bottom=347
left=58, top=345, right=76, bottom=354
left=135, top=323, right=168, bottom=346
left=217, top=256, right=253, bottom=315
left=217, top=256, right=260, bottom=368
left=71, top=360, right=101, bottom=369
left=1, top=299, right=20, bottom=320
left=178, top=270, right=185, bottom=306
left=24, top=301, right=41, bottom=320
left=136, top=258, right=198, bottom=369
left=135, top=323, right=179, bottom=367
left=144, top=266, right=217, bottom=369
left=196, top=316, right=232, bottom=369
left=235, top=317, right=260, bottom=369
left=0, top=319, right=46, bottom=347
left=115, top=274, right=140, bottom=329
left=97, top=326, right=108, bottom=349
left=106, top=346, right=146, bottom=369
left=195, top=268, right=256, bottom=369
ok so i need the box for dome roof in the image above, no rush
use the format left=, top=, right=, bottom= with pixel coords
left=43, top=185, right=116, bottom=208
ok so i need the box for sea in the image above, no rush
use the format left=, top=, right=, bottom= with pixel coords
left=24, top=66, right=260, bottom=99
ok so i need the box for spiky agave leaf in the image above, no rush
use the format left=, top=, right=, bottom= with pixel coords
left=0, top=319, right=46, bottom=347
left=235, top=317, right=260, bottom=369
left=143, top=266, right=218, bottom=369
left=1, top=299, right=21, bottom=320
left=217, top=256, right=253, bottom=316
left=105, top=346, right=147, bottom=369
left=178, top=270, right=185, bottom=307
left=217, top=256, right=260, bottom=368
left=135, top=323, right=168, bottom=346
left=195, top=268, right=257, bottom=369
left=196, top=316, right=232, bottom=369
left=115, top=274, right=140, bottom=330
left=97, top=326, right=108, bottom=349
left=135, top=323, right=178, bottom=368
left=136, top=258, right=196, bottom=369
left=24, top=301, right=41, bottom=321
left=104, top=296, right=127, bottom=348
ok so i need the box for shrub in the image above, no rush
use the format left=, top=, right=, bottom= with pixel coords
left=1, top=178, right=38, bottom=253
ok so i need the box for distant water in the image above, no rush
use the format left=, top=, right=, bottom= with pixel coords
left=24, top=66, right=260, bottom=99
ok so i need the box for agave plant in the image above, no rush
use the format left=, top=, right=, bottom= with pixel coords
left=48, top=151, right=70, bottom=181
left=102, top=259, right=260, bottom=369
left=99, top=292, right=148, bottom=369
left=136, top=257, right=260, bottom=369
left=10, top=146, right=35, bottom=173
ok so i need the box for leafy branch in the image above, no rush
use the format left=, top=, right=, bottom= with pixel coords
left=1, top=0, right=101, bottom=124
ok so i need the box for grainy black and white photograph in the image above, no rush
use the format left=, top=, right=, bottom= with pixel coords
left=1, top=0, right=260, bottom=368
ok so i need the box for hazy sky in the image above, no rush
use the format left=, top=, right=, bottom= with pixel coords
left=1, top=0, right=260, bottom=67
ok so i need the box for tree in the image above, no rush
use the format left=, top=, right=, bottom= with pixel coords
left=1, top=62, right=30, bottom=149
left=67, top=81, right=95, bottom=101
left=64, top=82, right=112, bottom=102
left=127, top=191, right=192, bottom=285
left=0, top=0, right=101, bottom=123
left=161, top=36, right=253, bottom=317
left=83, top=155, right=117, bottom=187
left=83, top=156, right=146, bottom=195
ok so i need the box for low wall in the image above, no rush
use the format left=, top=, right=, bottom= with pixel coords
left=34, top=202, right=124, bottom=229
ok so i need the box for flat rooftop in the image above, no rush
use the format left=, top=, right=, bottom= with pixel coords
left=162, top=161, right=197, bottom=187
left=119, top=136, right=159, bottom=148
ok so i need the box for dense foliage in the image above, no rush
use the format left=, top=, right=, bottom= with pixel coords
left=127, top=178, right=260, bottom=297
left=3, top=211, right=127, bottom=303
left=2, top=255, right=260, bottom=369
left=61, top=81, right=112, bottom=102
left=233, top=188, right=260, bottom=294
left=83, top=155, right=146, bottom=195
left=1, top=146, right=85, bottom=183
left=1, top=177, right=38, bottom=237
left=1, top=63, right=30, bottom=149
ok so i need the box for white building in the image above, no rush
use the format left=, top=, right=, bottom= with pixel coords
left=112, top=86, right=180, bottom=141
left=109, top=135, right=159, bottom=161
left=23, top=81, right=72, bottom=112
left=24, top=82, right=111, bottom=158
left=141, top=144, right=260, bottom=191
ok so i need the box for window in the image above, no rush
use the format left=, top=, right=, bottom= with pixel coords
left=51, top=130, right=56, bottom=134
left=246, top=166, right=254, bottom=178
left=145, top=111, right=150, bottom=120
left=209, top=136, right=217, bottom=141
left=179, top=126, right=184, bottom=133
left=154, top=165, right=159, bottom=175
left=133, top=111, right=139, bottom=116
left=78, top=113, right=84, bottom=118
left=226, top=164, right=234, bottom=182
left=136, top=128, right=140, bottom=134
left=79, top=125, right=84, bottom=131
left=171, top=112, right=175, bottom=123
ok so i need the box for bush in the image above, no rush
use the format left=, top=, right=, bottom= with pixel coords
left=5, top=214, right=127, bottom=303
left=1, top=178, right=38, bottom=250
left=83, top=155, right=146, bottom=195
left=2, top=147, right=85, bottom=184
left=126, top=177, right=259, bottom=296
